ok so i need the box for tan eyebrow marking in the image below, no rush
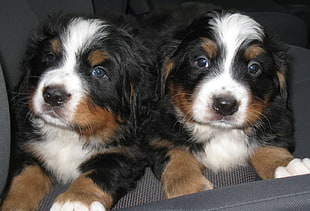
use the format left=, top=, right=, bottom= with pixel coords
left=200, top=37, right=217, bottom=59
left=88, top=50, right=109, bottom=66
left=245, top=44, right=266, bottom=60
left=50, top=38, right=61, bottom=54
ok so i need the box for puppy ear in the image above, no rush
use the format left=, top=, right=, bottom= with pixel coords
left=158, top=38, right=181, bottom=97
left=121, top=45, right=154, bottom=126
left=160, top=58, right=174, bottom=97
left=272, top=46, right=289, bottom=101
left=276, top=69, right=287, bottom=100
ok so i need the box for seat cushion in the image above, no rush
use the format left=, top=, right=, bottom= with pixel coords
left=39, top=166, right=258, bottom=210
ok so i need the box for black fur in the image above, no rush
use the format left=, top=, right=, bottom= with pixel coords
left=144, top=7, right=295, bottom=180
left=2, top=12, right=154, bottom=209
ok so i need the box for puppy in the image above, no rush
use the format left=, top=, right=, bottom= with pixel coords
left=1, top=13, right=152, bottom=211
left=147, top=10, right=310, bottom=199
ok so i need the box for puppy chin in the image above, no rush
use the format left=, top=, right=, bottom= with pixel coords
left=192, top=111, right=245, bottom=129
left=40, top=114, right=68, bottom=128
left=33, top=103, right=72, bottom=128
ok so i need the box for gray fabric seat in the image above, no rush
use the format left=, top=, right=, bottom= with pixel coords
left=39, top=166, right=258, bottom=210
left=1, top=1, right=310, bottom=210
left=0, top=63, right=10, bottom=196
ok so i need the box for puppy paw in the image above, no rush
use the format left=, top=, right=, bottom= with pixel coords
left=275, top=158, right=310, bottom=178
left=50, top=201, right=106, bottom=211
left=163, top=175, right=213, bottom=199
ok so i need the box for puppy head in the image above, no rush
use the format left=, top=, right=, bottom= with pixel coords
left=161, top=11, right=288, bottom=129
left=20, top=15, right=149, bottom=137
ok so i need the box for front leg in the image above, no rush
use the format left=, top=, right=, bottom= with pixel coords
left=51, top=151, right=145, bottom=211
left=1, top=165, right=52, bottom=211
left=161, top=149, right=213, bottom=199
left=250, top=146, right=310, bottom=179
left=51, top=172, right=111, bottom=211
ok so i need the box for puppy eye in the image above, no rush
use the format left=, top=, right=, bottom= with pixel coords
left=44, top=52, right=57, bottom=65
left=195, top=56, right=209, bottom=68
left=247, top=61, right=262, bottom=76
left=92, top=66, right=108, bottom=79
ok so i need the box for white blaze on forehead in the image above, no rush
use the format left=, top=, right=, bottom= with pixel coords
left=209, top=13, right=264, bottom=73
left=62, top=17, right=107, bottom=64
left=191, top=13, right=264, bottom=126
left=186, top=13, right=265, bottom=171
left=32, top=18, right=108, bottom=126
left=49, top=17, right=108, bottom=86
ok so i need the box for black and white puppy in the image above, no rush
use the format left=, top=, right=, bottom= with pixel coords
left=147, top=10, right=310, bottom=198
left=1, top=13, right=152, bottom=211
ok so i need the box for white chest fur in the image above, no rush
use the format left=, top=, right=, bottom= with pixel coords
left=29, top=120, right=99, bottom=184
left=186, top=123, right=257, bottom=172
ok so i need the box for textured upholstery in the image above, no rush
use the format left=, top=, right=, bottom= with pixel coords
left=0, top=63, right=10, bottom=195
left=118, top=174, right=310, bottom=211
left=39, top=166, right=258, bottom=210
left=37, top=45, right=310, bottom=210
left=1, top=1, right=309, bottom=210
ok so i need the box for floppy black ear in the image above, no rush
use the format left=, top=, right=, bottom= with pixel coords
left=158, top=37, right=182, bottom=98
left=121, top=62, right=154, bottom=129
left=118, top=33, right=155, bottom=126
left=157, top=14, right=211, bottom=98
left=272, top=44, right=289, bottom=102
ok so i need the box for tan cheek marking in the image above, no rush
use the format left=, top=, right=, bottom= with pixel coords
left=244, top=45, right=266, bottom=60
left=161, top=149, right=213, bottom=199
left=54, top=172, right=114, bottom=209
left=72, top=97, right=118, bottom=139
left=88, top=50, right=109, bottom=67
left=245, top=88, right=274, bottom=127
left=28, top=91, right=35, bottom=112
left=1, top=165, right=52, bottom=210
left=169, top=83, right=194, bottom=122
left=246, top=96, right=267, bottom=126
left=200, top=37, right=217, bottom=59
left=250, top=146, right=294, bottom=179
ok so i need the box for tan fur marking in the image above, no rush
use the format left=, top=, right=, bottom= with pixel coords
left=88, top=50, right=109, bottom=66
left=1, top=165, right=52, bottom=210
left=105, top=146, right=135, bottom=158
left=28, top=91, right=35, bottom=113
left=54, top=172, right=113, bottom=209
left=149, top=139, right=175, bottom=149
left=246, top=95, right=267, bottom=126
left=250, top=146, right=294, bottom=179
left=169, top=84, right=194, bottom=122
left=200, top=38, right=217, bottom=58
left=161, top=59, right=174, bottom=96
left=277, top=71, right=286, bottom=96
left=72, top=97, right=118, bottom=139
left=161, top=149, right=213, bottom=199
left=50, top=38, right=61, bottom=54
left=244, top=45, right=266, bottom=60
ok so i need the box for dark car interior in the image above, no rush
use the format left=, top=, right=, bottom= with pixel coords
left=0, top=0, right=309, bottom=210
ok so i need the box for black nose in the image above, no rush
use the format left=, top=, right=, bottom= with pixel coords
left=43, top=86, right=71, bottom=107
left=212, top=95, right=239, bottom=116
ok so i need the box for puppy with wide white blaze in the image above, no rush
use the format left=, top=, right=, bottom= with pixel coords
left=147, top=10, right=310, bottom=199
left=1, top=14, right=152, bottom=211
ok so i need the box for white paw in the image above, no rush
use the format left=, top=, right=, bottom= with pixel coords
left=50, top=201, right=106, bottom=211
left=275, top=158, right=310, bottom=178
